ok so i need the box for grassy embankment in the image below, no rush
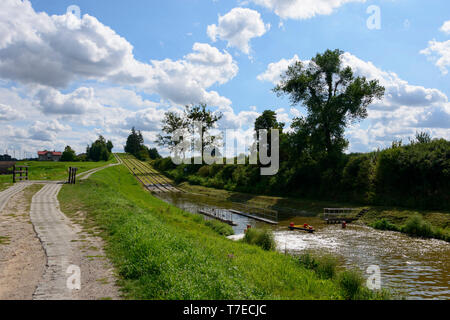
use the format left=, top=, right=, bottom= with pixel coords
left=58, top=164, right=388, bottom=300
left=176, top=182, right=450, bottom=242
left=0, top=158, right=116, bottom=190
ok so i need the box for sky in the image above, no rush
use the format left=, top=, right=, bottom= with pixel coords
left=0, top=0, right=449, bottom=158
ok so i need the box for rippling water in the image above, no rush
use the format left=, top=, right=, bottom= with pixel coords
left=159, top=192, right=450, bottom=300
left=275, top=217, right=450, bottom=300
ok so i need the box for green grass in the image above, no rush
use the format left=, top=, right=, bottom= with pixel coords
left=58, top=165, right=348, bottom=300
left=0, top=158, right=116, bottom=184
left=243, top=228, right=276, bottom=251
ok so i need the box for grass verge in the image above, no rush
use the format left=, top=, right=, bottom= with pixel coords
left=59, top=165, right=348, bottom=300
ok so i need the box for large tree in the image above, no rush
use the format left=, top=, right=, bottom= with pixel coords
left=254, top=110, right=285, bottom=155
left=185, top=104, right=223, bottom=157
left=87, top=135, right=110, bottom=161
left=61, top=145, right=77, bottom=162
left=157, top=112, right=188, bottom=154
left=275, top=49, right=385, bottom=158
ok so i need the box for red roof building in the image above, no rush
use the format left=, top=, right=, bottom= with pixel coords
left=37, top=150, right=62, bottom=161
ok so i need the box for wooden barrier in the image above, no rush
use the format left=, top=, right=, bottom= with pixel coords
left=68, top=167, right=78, bottom=184
left=13, top=165, right=28, bottom=183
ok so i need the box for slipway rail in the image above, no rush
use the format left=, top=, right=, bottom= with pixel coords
left=118, top=154, right=182, bottom=193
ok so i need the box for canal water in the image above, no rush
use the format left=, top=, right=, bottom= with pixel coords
left=158, top=192, right=450, bottom=300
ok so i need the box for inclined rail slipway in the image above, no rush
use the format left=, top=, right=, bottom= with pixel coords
left=116, top=154, right=279, bottom=226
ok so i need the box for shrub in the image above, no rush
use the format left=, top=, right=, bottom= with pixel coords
left=298, top=253, right=337, bottom=279
left=197, top=165, right=210, bottom=177
left=243, top=228, right=276, bottom=251
left=204, top=220, right=234, bottom=236
left=371, top=218, right=399, bottom=232
left=401, top=214, right=434, bottom=238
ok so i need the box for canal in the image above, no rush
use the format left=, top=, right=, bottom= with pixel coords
left=158, top=191, right=450, bottom=300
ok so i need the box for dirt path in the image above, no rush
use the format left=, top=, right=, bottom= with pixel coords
left=0, top=171, right=121, bottom=300
left=0, top=185, right=46, bottom=300
left=31, top=183, right=120, bottom=300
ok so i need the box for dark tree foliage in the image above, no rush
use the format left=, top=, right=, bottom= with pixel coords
left=125, top=127, right=144, bottom=156
left=87, top=135, right=111, bottom=162
left=61, top=145, right=77, bottom=162
left=148, top=147, right=161, bottom=160
left=106, top=140, right=114, bottom=153
left=126, top=127, right=161, bottom=161
left=275, top=49, right=385, bottom=158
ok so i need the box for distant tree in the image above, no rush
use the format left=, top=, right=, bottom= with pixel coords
left=184, top=104, right=223, bottom=156
left=148, top=147, right=161, bottom=160
left=61, top=146, right=77, bottom=162
left=157, top=104, right=222, bottom=159
left=414, top=131, right=432, bottom=144
left=275, top=49, right=385, bottom=159
left=157, top=111, right=188, bottom=154
left=254, top=110, right=285, bottom=154
left=106, top=140, right=114, bottom=153
left=87, top=135, right=111, bottom=161
left=125, top=127, right=144, bottom=156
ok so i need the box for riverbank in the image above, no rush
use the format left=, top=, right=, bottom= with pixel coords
left=58, top=165, right=388, bottom=300
left=177, top=182, right=450, bottom=242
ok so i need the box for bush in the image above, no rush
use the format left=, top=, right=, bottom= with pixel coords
left=401, top=214, right=434, bottom=238
left=298, top=253, right=337, bottom=279
left=371, top=218, right=399, bottom=232
left=243, top=228, right=276, bottom=251
left=204, top=220, right=234, bottom=236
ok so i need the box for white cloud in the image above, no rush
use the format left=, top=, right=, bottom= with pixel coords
left=257, top=54, right=300, bottom=84
left=0, top=0, right=237, bottom=107
left=420, top=39, right=450, bottom=75
left=0, top=103, right=21, bottom=121
left=248, top=0, right=366, bottom=20
left=207, top=7, right=270, bottom=54
left=440, top=20, right=450, bottom=34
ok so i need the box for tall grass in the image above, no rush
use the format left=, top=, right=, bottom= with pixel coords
left=298, top=253, right=392, bottom=300
left=243, top=228, right=276, bottom=251
left=59, top=165, right=343, bottom=300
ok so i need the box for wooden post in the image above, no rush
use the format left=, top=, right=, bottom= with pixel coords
left=12, top=165, right=15, bottom=183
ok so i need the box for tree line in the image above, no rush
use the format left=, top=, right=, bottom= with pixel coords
left=61, top=135, right=114, bottom=162
left=153, top=49, right=450, bottom=210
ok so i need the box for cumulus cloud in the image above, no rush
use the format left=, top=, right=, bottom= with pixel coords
left=248, top=0, right=366, bottom=20
left=0, top=0, right=237, bottom=107
left=420, top=20, right=450, bottom=75
left=257, top=54, right=300, bottom=84
left=207, top=7, right=270, bottom=54
left=420, top=39, right=450, bottom=75
left=35, top=87, right=100, bottom=115
left=0, top=103, right=21, bottom=121
left=440, top=20, right=450, bottom=34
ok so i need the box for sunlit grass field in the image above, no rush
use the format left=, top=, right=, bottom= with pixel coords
left=0, top=158, right=116, bottom=188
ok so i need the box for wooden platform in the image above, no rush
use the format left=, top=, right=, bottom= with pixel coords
left=229, top=209, right=278, bottom=225
left=199, top=210, right=237, bottom=226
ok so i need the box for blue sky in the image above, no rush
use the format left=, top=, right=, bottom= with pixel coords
left=0, top=0, right=449, bottom=157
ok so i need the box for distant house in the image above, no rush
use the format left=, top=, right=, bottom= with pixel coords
left=38, top=150, right=62, bottom=162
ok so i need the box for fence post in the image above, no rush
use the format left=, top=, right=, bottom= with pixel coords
left=12, top=165, right=15, bottom=183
